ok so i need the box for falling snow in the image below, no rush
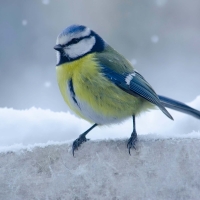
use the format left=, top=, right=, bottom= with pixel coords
left=22, top=20, right=28, bottom=26
left=151, top=35, right=159, bottom=43
left=44, top=81, right=51, bottom=88
left=42, top=0, right=50, bottom=5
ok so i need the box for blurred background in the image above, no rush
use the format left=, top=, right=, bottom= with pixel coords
left=1, top=0, right=200, bottom=112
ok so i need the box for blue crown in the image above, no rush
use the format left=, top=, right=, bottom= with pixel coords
left=61, top=24, right=87, bottom=36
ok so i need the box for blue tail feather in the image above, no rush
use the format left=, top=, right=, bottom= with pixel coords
left=158, top=95, right=200, bottom=119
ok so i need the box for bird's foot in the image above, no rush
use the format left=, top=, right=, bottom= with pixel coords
left=127, top=131, right=137, bottom=155
left=72, top=134, right=89, bottom=156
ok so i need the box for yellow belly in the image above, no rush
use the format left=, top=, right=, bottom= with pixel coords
left=56, top=53, right=153, bottom=124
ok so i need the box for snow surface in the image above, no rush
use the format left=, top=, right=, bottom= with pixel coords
left=0, top=96, right=200, bottom=153
left=1, top=96, right=200, bottom=199
left=1, top=139, right=200, bottom=200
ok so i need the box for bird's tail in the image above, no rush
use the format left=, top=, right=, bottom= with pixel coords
left=158, top=95, right=200, bottom=119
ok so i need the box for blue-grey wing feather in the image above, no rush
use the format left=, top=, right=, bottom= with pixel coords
left=101, top=66, right=173, bottom=120
left=95, top=45, right=173, bottom=120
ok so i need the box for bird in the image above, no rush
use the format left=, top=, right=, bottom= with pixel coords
left=54, top=24, right=200, bottom=156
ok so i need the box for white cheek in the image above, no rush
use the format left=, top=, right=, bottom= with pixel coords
left=64, top=36, right=96, bottom=59
left=56, top=51, right=61, bottom=65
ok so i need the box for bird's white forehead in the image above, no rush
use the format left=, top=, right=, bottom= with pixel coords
left=56, top=27, right=91, bottom=45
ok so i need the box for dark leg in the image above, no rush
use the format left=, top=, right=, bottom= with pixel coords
left=72, top=123, right=98, bottom=156
left=127, top=116, right=138, bottom=155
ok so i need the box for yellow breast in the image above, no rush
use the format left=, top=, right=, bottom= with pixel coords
left=56, top=53, right=101, bottom=120
left=56, top=53, right=153, bottom=124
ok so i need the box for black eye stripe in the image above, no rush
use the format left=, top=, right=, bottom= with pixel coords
left=66, top=35, right=91, bottom=46
left=70, top=38, right=80, bottom=44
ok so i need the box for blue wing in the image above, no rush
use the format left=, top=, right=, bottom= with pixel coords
left=101, top=66, right=173, bottom=120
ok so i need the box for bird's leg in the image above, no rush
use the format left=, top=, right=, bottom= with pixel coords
left=72, top=123, right=98, bottom=156
left=127, top=115, right=138, bottom=155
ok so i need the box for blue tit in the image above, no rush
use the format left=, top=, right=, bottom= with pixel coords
left=54, top=24, right=200, bottom=155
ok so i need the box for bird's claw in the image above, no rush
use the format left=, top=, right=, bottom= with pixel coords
left=72, top=135, right=89, bottom=156
left=127, top=133, right=137, bottom=155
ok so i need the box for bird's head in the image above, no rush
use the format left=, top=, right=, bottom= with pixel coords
left=54, top=24, right=106, bottom=65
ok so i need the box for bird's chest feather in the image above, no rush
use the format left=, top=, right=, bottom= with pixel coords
left=56, top=54, right=144, bottom=124
left=56, top=54, right=108, bottom=122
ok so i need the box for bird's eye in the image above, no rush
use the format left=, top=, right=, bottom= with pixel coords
left=71, top=38, right=80, bottom=44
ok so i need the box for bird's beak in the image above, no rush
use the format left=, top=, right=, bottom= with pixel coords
left=54, top=44, right=62, bottom=51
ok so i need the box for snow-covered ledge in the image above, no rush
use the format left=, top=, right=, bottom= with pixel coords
left=0, top=96, right=200, bottom=199
left=0, top=138, right=200, bottom=199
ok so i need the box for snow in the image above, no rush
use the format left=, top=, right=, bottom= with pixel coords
left=22, top=20, right=27, bottom=26
left=131, top=58, right=137, bottom=65
left=1, top=97, right=200, bottom=199
left=1, top=139, right=200, bottom=199
left=151, top=35, right=159, bottom=43
left=0, top=96, right=200, bottom=153
left=44, top=81, right=51, bottom=88
left=156, top=0, right=168, bottom=7
left=42, top=0, right=50, bottom=5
